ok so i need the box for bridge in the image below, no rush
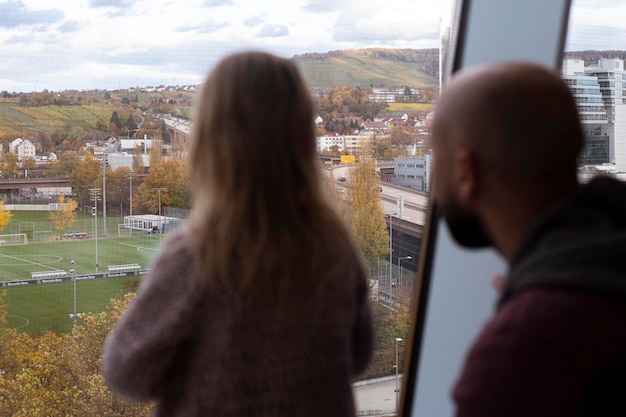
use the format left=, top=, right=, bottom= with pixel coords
left=0, top=177, right=71, bottom=190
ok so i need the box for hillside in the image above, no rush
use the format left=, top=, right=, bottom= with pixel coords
left=0, top=101, right=116, bottom=138
left=564, top=50, right=626, bottom=66
left=293, top=48, right=439, bottom=88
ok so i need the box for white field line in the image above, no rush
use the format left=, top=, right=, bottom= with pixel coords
left=6, top=314, right=30, bottom=330
left=0, top=253, right=59, bottom=270
left=118, top=242, right=159, bottom=252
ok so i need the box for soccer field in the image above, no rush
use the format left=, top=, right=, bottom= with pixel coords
left=0, top=234, right=162, bottom=334
left=0, top=234, right=160, bottom=280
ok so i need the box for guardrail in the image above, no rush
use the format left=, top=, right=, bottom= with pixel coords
left=2, top=269, right=148, bottom=288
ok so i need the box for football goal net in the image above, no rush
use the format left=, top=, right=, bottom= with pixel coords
left=33, top=231, right=54, bottom=242
left=0, top=233, right=28, bottom=246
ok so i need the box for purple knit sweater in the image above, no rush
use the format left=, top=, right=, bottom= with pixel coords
left=102, top=229, right=373, bottom=417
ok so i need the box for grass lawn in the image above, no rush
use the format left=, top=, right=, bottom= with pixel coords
left=4, top=276, right=141, bottom=334
left=386, top=102, right=434, bottom=115
left=0, top=211, right=163, bottom=334
left=0, top=234, right=160, bottom=279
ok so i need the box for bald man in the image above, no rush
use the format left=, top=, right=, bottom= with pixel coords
left=432, top=62, right=626, bottom=416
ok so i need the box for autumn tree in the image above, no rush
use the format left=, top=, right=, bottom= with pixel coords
left=0, top=200, right=13, bottom=232
left=0, top=292, right=153, bottom=416
left=390, top=125, right=418, bottom=155
left=136, top=160, right=191, bottom=214
left=69, top=154, right=102, bottom=205
left=51, top=150, right=80, bottom=177
left=106, top=167, right=132, bottom=216
left=148, top=138, right=162, bottom=167
left=49, top=194, right=78, bottom=237
left=22, top=157, right=36, bottom=171
left=347, top=150, right=389, bottom=262
left=3, top=153, right=18, bottom=178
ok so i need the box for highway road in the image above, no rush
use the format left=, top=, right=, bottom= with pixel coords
left=326, top=164, right=430, bottom=227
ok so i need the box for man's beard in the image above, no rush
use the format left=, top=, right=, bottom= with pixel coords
left=438, top=198, right=491, bottom=249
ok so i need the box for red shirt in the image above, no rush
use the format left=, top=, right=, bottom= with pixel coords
left=453, top=288, right=626, bottom=416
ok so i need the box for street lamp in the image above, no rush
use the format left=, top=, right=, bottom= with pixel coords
left=398, top=256, right=412, bottom=290
left=395, top=337, right=403, bottom=413
left=384, top=211, right=396, bottom=298
left=151, top=188, right=168, bottom=247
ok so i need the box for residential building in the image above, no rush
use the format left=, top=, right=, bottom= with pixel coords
left=317, top=135, right=346, bottom=153
left=9, top=137, right=36, bottom=161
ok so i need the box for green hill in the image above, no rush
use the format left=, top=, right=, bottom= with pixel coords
left=294, top=48, right=439, bottom=88
left=0, top=101, right=115, bottom=137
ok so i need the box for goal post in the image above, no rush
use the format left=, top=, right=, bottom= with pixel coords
left=0, top=233, right=28, bottom=246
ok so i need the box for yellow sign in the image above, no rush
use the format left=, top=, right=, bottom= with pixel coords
left=340, top=155, right=356, bottom=164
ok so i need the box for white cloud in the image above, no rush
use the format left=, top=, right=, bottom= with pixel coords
left=203, top=0, right=233, bottom=6
left=0, top=0, right=63, bottom=28
left=1, top=0, right=623, bottom=91
left=566, top=0, right=626, bottom=50
left=257, top=24, right=289, bottom=38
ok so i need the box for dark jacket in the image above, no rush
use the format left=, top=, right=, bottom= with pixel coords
left=454, top=176, right=626, bottom=417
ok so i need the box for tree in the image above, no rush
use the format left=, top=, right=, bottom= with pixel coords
left=106, top=167, right=132, bottom=216
left=3, top=153, right=18, bottom=178
left=126, top=114, right=138, bottom=132
left=390, top=125, right=417, bottom=155
left=137, top=160, right=191, bottom=213
left=49, top=194, right=78, bottom=236
left=22, top=157, right=36, bottom=171
left=37, top=132, right=53, bottom=153
left=0, top=292, right=153, bottom=416
left=69, top=155, right=101, bottom=205
left=0, top=200, right=12, bottom=232
left=346, top=151, right=389, bottom=264
left=148, top=138, right=162, bottom=167
left=52, top=150, right=81, bottom=177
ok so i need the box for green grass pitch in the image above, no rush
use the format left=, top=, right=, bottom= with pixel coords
left=0, top=211, right=164, bottom=334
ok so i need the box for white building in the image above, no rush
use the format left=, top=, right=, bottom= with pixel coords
left=316, top=135, right=346, bottom=153
left=615, top=105, right=626, bottom=173
left=120, top=138, right=153, bottom=153
left=391, top=153, right=432, bottom=192
left=562, top=58, right=626, bottom=166
left=9, top=138, right=36, bottom=161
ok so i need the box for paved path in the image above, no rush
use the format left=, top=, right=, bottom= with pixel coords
left=353, top=375, right=403, bottom=416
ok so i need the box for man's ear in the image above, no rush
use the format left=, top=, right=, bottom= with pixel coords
left=455, top=148, right=479, bottom=204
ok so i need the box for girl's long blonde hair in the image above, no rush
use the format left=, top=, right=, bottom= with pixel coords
left=187, top=51, right=350, bottom=290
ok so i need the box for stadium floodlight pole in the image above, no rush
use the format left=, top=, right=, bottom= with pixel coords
left=395, top=337, right=402, bottom=413
left=398, top=256, right=412, bottom=290
left=151, top=187, right=168, bottom=248
left=71, top=236, right=77, bottom=329
left=102, top=154, right=107, bottom=237
left=89, top=188, right=101, bottom=273
left=127, top=170, right=134, bottom=237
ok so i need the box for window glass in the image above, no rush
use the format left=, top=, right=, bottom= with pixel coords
left=0, top=0, right=439, bottom=414
left=564, top=0, right=626, bottom=175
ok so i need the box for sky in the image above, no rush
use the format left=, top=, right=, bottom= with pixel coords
left=0, top=0, right=623, bottom=92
